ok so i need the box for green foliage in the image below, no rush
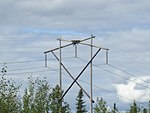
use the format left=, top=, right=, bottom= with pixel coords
left=129, top=101, right=137, bottom=113
left=94, top=97, right=108, bottom=113
left=143, top=108, right=147, bottom=113
left=34, top=78, right=51, bottom=113
left=50, top=84, right=70, bottom=113
left=21, top=78, right=70, bottom=113
left=76, top=89, right=87, bottom=113
left=22, top=77, right=35, bottom=113
left=21, top=76, right=51, bottom=113
left=0, top=65, right=21, bottom=113
left=0, top=64, right=70, bottom=113
left=129, top=101, right=141, bottom=113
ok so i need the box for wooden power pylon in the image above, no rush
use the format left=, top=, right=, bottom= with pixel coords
left=44, top=35, right=109, bottom=113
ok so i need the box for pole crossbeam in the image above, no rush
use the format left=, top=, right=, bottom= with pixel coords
left=57, top=36, right=95, bottom=43
left=79, top=42, right=109, bottom=51
left=44, top=36, right=108, bottom=54
left=44, top=42, right=109, bottom=54
left=44, top=43, right=73, bottom=54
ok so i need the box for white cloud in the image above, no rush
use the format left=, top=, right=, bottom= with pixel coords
left=115, top=76, right=150, bottom=103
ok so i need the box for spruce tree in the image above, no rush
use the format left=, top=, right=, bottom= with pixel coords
left=94, top=97, right=107, bottom=113
left=49, top=85, right=70, bottom=113
left=129, top=100, right=141, bottom=113
left=76, top=89, right=87, bottom=113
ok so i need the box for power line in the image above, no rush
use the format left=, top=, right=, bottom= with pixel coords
left=109, top=44, right=150, bottom=64
left=3, top=65, right=83, bottom=76
left=78, top=79, right=149, bottom=107
left=1, top=63, right=148, bottom=107
left=95, top=65, right=150, bottom=89
left=1, top=67, right=57, bottom=76
left=2, top=61, right=149, bottom=107
left=4, top=56, right=149, bottom=89
left=109, top=61, right=150, bottom=79
left=0, top=59, right=45, bottom=65
left=0, top=63, right=106, bottom=76
left=46, top=66, right=148, bottom=107
left=5, top=63, right=90, bottom=76
left=46, top=66, right=131, bottom=100
left=8, top=66, right=44, bottom=72
left=108, top=64, right=150, bottom=84
left=77, top=58, right=150, bottom=89
left=0, top=37, right=55, bottom=40
left=7, top=65, right=85, bottom=73
left=98, top=66, right=150, bottom=88
left=0, top=57, right=74, bottom=65
left=78, top=79, right=134, bottom=101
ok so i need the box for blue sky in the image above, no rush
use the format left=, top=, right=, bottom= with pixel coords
left=0, top=0, right=150, bottom=112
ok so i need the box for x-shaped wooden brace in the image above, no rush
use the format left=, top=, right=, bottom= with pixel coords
left=50, top=48, right=101, bottom=102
